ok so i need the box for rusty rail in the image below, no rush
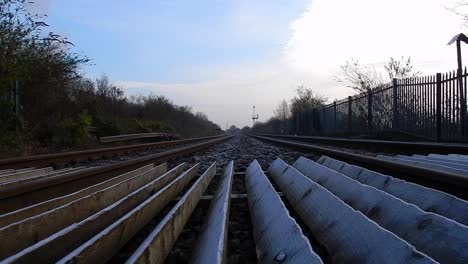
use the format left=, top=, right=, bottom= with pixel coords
left=252, top=134, right=468, bottom=199
left=2, top=153, right=467, bottom=263
left=0, top=135, right=233, bottom=213
left=255, top=133, right=468, bottom=155
left=0, top=135, right=224, bottom=169
left=100, top=132, right=179, bottom=144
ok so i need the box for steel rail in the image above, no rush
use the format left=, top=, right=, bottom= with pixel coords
left=0, top=135, right=233, bottom=213
left=4, top=164, right=194, bottom=263
left=252, top=135, right=468, bottom=198
left=255, top=133, right=468, bottom=155
left=125, top=162, right=217, bottom=264
left=268, top=158, right=436, bottom=264
left=293, top=157, right=468, bottom=264
left=0, top=164, right=168, bottom=257
left=191, top=161, right=234, bottom=264
left=244, top=160, right=322, bottom=264
left=0, top=164, right=154, bottom=227
left=100, top=132, right=178, bottom=144
left=0, top=135, right=224, bottom=169
left=317, top=156, right=468, bottom=226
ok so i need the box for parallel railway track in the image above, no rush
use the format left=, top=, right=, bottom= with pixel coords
left=1, top=134, right=468, bottom=263
left=0, top=135, right=233, bottom=212
left=252, top=134, right=468, bottom=199
left=0, top=135, right=224, bottom=170
left=256, top=133, right=468, bottom=155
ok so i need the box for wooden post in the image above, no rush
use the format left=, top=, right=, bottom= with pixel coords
left=436, top=73, right=442, bottom=142
left=333, top=101, right=337, bottom=134
left=348, top=96, right=352, bottom=135
left=367, top=89, right=373, bottom=135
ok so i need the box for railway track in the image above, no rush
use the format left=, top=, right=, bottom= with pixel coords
left=256, top=134, right=468, bottom=155
left=0, top=135, right=233, bottom=212
left=252, top=134, right=468, bottom=199
left=1, top=134, right=467, bottom=263
left=0, top=135, right=224, bottom=170
left=100, top=132, right=179, bottom=144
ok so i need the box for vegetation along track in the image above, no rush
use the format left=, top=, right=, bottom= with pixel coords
left=1, top=134, right=468, bottom=263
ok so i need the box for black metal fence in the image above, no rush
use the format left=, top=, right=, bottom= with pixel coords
left=292, top=68, right=468, bottom=142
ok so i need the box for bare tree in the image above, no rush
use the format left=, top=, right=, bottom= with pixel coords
left=290, top=85, right=327, bottom=115
left=335, top=59, right=385, bottom=94
left=447, top=1, right=468, bottom=25
left=336, top=57, right=420, bottom=94
left=273, top=99, right=289, bottom=121
left=273, top=99, right=290, bottom=133
left=384, top=57, right=421, bottom=80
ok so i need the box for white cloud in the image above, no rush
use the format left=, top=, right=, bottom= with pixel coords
left=285, top=0, right=465, bottom=76
left=117, top=62, right=339, bottom=129
left=119, top=0, right=468, bottom=128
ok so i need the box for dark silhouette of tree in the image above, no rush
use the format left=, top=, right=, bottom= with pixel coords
left=335, top=57, right=420, bottom=94
left=0, top=0, right=219, bottom=154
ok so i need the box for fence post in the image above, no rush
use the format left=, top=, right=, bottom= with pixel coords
left=392, top=78, right=399, bottom=131
left=333, top=101, right=337, bottom=134
left=367, top=89, right=373, bottom=135
left=436, top=73, right=442, bottom=142
left=321, top=105, right=325, bottom=135
left=458, top=68, right=467, bottom=141
left=348, top=96, right=352, bottom=135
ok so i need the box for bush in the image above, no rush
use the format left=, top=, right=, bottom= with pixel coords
left=0, top=1, right=220, bottom=154
left=53, top=112, right=92, bottom=147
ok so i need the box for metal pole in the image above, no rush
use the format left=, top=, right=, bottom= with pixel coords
left=333, top=101, right=337, bottom=134
left=348, top=96, right=352, bottom=135
left=436, top=73, right=442, bottom=142
left=392, top=78, right=399, bottom=131
left=367, top=89, right=373, bottom=135
left=457, top=40, right=467, bottom=140
left=252, top=106, right=255, bottom=127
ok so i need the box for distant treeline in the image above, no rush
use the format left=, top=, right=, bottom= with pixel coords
left=0, top=0, right=219, bottom=153
left=252, top=86, right=327, bottom=135
left=252, top=58, right=421, bottom=136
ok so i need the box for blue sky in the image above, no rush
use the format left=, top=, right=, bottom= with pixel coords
left=45, top=0, right=309, bottom=83
left=32, top=0, right=466, bottom=128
